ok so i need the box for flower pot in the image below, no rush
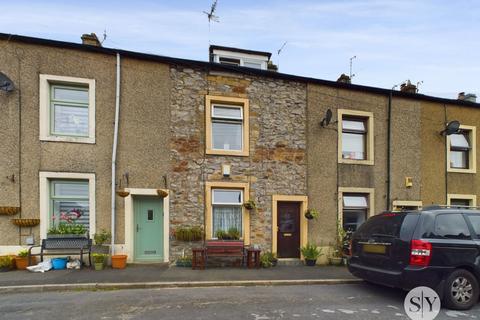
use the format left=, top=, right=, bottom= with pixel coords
left=14, top=257, right=29, bottom=270
left=0, top=267, right=10, bottom=272
left=116, top=190, right=130, bottom=197
left=111, top=255, right=127, bottom=269
left=305, top=259, right=317, bottom=266
left=304, top=212, right=314, bottom=220
left=157, top=189, right=169, bottom=198
left=94, top=262, right=104, bottom=271
left=329, top=257, right=343, bottom=266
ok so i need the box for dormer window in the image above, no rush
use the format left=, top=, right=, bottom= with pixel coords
left=210, top=45, right=271, bottom=70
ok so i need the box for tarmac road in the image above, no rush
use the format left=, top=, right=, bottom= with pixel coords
left=0, top=282, right=479, bottom=319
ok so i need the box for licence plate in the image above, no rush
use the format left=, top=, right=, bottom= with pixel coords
left=363, top=244, right=387, bottom=254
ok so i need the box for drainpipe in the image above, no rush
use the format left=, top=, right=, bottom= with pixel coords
left=111, top=53, right=121, bottom=255
left=386, top=91, right=392, bottom=211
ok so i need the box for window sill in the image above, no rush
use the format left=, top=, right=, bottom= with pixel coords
left=206, top=148, right=249, bottom=157
left=338, top=158, right=374, bottom=166
left=40, top=135, right=95, bottom=144
left=447, top=167, right=476, bottom=174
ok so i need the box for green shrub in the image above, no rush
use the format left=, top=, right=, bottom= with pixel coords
left=94, top=229, right=111, bottom=245
left=92, top=253, right=108, bottom=264
left=0, top=256, right=14, bottom=269
left=260, top=251, right=277, bottom=268
left=215, top=228, right=240, bottom=240
left=48, top=223, right=87, bottom=235
left=304, top=208, right=319, bottom=219
left=300, top=243, right=323, bottom=260
left=17, top=249, right=29, bottom=258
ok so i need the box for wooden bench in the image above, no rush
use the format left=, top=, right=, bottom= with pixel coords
left=193, top=240, right=245, bottom=269
left=28, top=237, right=93, bottom=268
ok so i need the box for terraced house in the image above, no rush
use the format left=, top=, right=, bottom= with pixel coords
left=0, top=33, right=478, bottom=264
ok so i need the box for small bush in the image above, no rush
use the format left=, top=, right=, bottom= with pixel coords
left=0, top=256, right=14, bottom=269
left=17, top=249, right=29, bottom=258
left=260, top=251, right=277, bottom=268
left=300, top=243, right=323, bottom=260
left=92, top=253, right=108, bottom=264
left=94, top=229, right=111, bottom=245
left=175, top=226, right=203, bottom=242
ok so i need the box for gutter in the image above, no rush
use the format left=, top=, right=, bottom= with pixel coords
left=111, top=53, right=121, bottom=255
left=386, top=91, right=392, bottom=210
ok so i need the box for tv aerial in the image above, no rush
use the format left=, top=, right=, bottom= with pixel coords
left=320, top=109, right=333, bottom=127
left=349, top=55, right=356, bottom=79
left=0, top=72, right=14, bottom=92
left=440, top=120, right=461, bottom=136
left=203, top=0, right=219, bottom=44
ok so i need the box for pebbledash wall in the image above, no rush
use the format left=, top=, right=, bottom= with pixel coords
left=1, top=34, right=480, bottom=263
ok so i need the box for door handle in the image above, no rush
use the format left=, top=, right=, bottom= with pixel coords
left=136, top=224, right=139, bottom=232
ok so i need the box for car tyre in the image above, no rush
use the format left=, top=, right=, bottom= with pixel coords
left=444, top=269, right=479, bottom=310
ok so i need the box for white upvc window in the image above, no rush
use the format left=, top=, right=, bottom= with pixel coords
left=212, top=189, right=243, bottom=237
left=40, top=75, right=95, bottom=144
left=447, top=125, right=476, bottom=173
left=211, top=104, right=244, bottom=151
left=338, top=109, right=374, bottom=165
left=39, top=172, right=96, bottom=239
left=342, top=194, right=369, bottom=232
left=447, top=194, right=477, bottom=207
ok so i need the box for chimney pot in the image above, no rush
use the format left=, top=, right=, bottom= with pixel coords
left=458, top=92, right=465, bottom=100
left=81, top=33, right=101, bottom=47
left=337, top=73, right=351, bottom=84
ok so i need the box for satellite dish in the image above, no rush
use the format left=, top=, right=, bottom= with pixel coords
left=320, top=109, right=333, bottom=127
left=0, top=72, right=15, bottom=92
left=441, top=120, right=461, bottom=136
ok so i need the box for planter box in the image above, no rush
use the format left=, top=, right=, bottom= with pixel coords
left=47, top=234, right=87, bottom=239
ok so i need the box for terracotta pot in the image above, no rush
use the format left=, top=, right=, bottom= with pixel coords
left=111, top=255, right=127, bottom=269
left=14, top=257, right=29, bottom=270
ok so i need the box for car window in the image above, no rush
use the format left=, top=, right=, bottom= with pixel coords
left=355, top=213, right=408, bottom=239
left=467, top=215, right=480, bottom=237
left=428, top=214, right=471, bottom=240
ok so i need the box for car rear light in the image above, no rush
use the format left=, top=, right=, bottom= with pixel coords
left=410, top=239, right=432, bottom=266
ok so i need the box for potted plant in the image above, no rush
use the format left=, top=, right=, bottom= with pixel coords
left=215, top=227, right=240, bottom=240
left=14, top=249, right=29, bottom=270
left=174, top=226, right=203, bottom=242
left=92, top=253, right=108, bottom=271
left=0, top=255, right=14, bottom=272
left=260, top=251, right=278, bottom=268
left=111, top=254, right=128, bottom=269
left=300, top=243, right=323, bottom=266
left=243, top=199, right=257, bottom=211
left=176, top=256, right=192, bottom=267
left=304, top=208, right=319, bottom=220
left=47, top=209, right=88, bottom=238
left=93, top=229, right=111, bottom=254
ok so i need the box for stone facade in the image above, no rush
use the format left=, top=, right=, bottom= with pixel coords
left=169, top=67, right=307, bottom=259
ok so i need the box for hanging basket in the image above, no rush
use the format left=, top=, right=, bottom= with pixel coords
left=0, top=207, right=21, bottom=216
left=11, top=218, right=40, bottom=227
left=157, top=189, right=169, bottom=198
left=116, top=190, right=130, bottom=198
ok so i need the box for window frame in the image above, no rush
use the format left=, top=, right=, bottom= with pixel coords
left=205, top=95, right=249, bottom=156
left=40, top=74, right=96, bottom=144
left=205, top=181, right=250, bottom=244
left=39, top=172, right=96, bottom=239
left=392, top=200, right=423, bottom=212
left=447, top=194, right=477, bottom=207
left=447, top=125, right=476, bottom=173
left=338, top=109, right=374, bottom=165
left=338, top=187, right=375, bottom=232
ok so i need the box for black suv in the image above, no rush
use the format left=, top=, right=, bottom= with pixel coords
left=347, top=206, right=480, bottom=310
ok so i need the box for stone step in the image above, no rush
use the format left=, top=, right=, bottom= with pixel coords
left=276, top=258, right=303, bottom=266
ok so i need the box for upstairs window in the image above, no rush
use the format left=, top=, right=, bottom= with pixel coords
left=342, top=118, right=367, bottom=160
left=219, top=57, right=241, bottom=66
left=205, top=96, right=249, bottom=156
left=447, top=125, right=476, bottom=173
left=212, top=105, right=243, bottom=151
left=39, top=75, right=95, bottom=144
left=338, top=109, right=374, bottom=165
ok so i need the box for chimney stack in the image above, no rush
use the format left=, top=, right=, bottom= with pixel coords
left=458, top=92, right=477, bottom=103
left=81, top=33, right=101, bottom=47
left=267, top=61, right=278, bottom=72
left=458, top=92, right=466, bottom=100
left=337, top=74, right=351, bottom=84
left=400, top=80, right=417, bottom=94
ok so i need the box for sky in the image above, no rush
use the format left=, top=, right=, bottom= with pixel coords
left=2, top=0, right=479, bottom=99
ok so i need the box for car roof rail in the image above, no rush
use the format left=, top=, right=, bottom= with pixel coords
left=423, top=204, right=480, bottom=211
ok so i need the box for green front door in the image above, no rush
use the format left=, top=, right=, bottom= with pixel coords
left=134, top=196, right=164, bottom=262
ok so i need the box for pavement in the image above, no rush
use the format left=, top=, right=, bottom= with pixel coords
left=0, top=264, right=358, bottom=293
left=1, top=283, right=479, bottom=319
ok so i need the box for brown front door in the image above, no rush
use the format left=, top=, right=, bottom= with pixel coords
left=277, top=201, right=300, bottom=258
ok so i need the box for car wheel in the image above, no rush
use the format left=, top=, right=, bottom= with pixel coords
left=444, top=269, right=479, bottom=310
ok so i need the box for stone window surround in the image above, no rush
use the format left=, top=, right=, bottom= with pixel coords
left=338, top=187, right=375, bottom=229
left=446, top=125, right=476, bottom=174
left=337, top=109, right=374, bottom=165
left=39, top=74, right=96, bottom=144
left=205, top=181, right=250, bottom=245
left=271, top=195, right=308, bottom=258
left=392, top=200, right=423, bottom=211
left=205, top=95, right=250, bottom=157
left=39, top=171, right=96, bottom=239
left=447, top=194, right=477, bottom=207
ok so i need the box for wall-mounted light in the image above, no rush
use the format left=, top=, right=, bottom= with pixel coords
left=405, top=177, right=413, bottom=188
left=222, top=164, right=231, bottom=177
